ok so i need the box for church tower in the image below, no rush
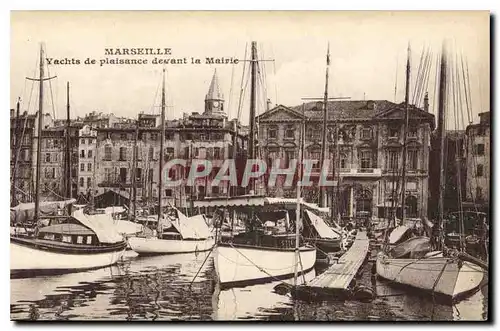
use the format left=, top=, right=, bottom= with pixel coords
left=204, top=69, right=225, bottom=117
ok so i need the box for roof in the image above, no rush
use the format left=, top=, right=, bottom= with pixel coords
left=259, top=100, right=435, bottom=129
left=39, top=223, right=94, bottom=236
left=205, top=69, right=223, bottom=101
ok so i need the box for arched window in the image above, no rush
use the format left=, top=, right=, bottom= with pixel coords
left=340, top=153, right=348, bottom=169
left=119, top=147, right=127, bottom=161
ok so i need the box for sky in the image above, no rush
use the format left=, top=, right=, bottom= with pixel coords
left=10, top=11, right=490, bottom=129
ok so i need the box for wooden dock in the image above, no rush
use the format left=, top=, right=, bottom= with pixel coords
left=293, top=231, right=370, bottom=301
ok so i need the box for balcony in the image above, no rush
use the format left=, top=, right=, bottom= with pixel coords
left=98, top=181, right=144, bottom=188
left=339, top=168, right=382, bottom=177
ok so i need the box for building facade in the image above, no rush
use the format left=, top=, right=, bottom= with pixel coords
left=465, top=111, right=490, bottom=208
left=94, top=70, right=247, bottom=208
left=78, top=125, right=98, bottom=197
left=257, top=100, right=435, bottom=220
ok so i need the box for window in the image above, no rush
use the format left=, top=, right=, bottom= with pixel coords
left=62, top=235, right=72, bottom=243
left=104, top=168, right=112, bottom=182
left=119, top=147, right=127, bottom=161
left=284, top=150, right=295, bottom=168
left=476, top=164, right=484, bottom=177
left=81, top=139, right=85, bottom=145
left=389, top=126, right=399, bottom=138
left=136, top=168, right=142, bottom=182
left=268, top=126, right=278, bottom=139
left=361, top=127, right=372, bottom=140
left=285, top=125, right=295, bottom=139
left=165, top=189, right=173, bottom=197
left=86, top=236, right=92, bottom=245
left=478, top=126, right=486, bottom=136
left=310, top=150, right=321, bottom=169
left=104, top=146, right=112, bottom=160
left=149, top=147, right=154, bottom=159
left=87, top=163, right=92, bottom=172
left=408, top=125, right=418, bottom=138
left=151, top=133, right=158, bottom=141
left=80, top=163, right=85, bottom=171
left=214, top=147, right=221, bottom=160
left=87, top=177, right=92, bottom=188
left=54, top=139, right=59, bottom=148
left=88, top=150, right=92, bottom=158
left=185, top=186, right=191, bottom=194
left=79, top=177, right=84, bottom=187
left=212, top=186, right=220, bottom=195
left=166, top=147, right=175, bottom=159
left=360, top=151, right=372, bottom=169
left=340, top=153, right=347, bottom=169
left=43, top=233, right=55, bottom=241
left=120, top=133, right=127, bottom=140
left=80, top=150, right=85, bottom=158
left=45, top=153, right=51, bottom=162
left=119, top=168, right=127, bottom=182
left=307, top=127, right=321, bottom=141
left=387, top=150, right=399, bottom=170
left=475, top=144, right=485, bottom=156
left=407, top=150, right=418, bottom=170
left=77, top=236, right=84, bottom=244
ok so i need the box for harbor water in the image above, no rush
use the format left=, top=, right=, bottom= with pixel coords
left=10, top=250, right=488, bottom=321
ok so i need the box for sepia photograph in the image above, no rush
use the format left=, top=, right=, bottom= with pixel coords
left=9, top=10, right=490, bottom=321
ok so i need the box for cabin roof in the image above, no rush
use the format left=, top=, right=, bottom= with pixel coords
left=39, top=223, right=95, bottom=236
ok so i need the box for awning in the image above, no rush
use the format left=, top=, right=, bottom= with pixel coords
left=304, top=210, right=341, bottom=239
left=72, top=209, right=124, bottom=244
left=10, top=199, right=76, bottom=224
left=170, top=207, right=211, bottom=240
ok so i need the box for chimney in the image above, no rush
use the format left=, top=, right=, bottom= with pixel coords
left=267, top=99, right=272, bottom=111
left=424, top=92, right=429, bottom=112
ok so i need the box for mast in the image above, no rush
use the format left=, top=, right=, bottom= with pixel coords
left=11, top=98, right=21, bottom=206
left=131, top=120, right=139, bottom=219
left=436, top=43, right=448, bottom=249
left=248, top=41, right=258, bottom=193
left=65, top=82, right=72, bottom=199
left=294, top=103, right=306, bottom=287
left=400, top=44, right=411, bottom=223
left=319, top=43, right=330, bottom=207
left=34, top=46, right=45, bottom=220
left=158, top=69, right=166, bottom=223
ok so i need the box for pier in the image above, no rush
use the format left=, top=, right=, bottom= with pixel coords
left=292, top=231, right=370, bottom=301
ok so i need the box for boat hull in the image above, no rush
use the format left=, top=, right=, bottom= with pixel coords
left=376, top=252, right=485, bottom=301
left=128, top=236, right=215, bottom=255
left=215, top=243, right=316, bottom=289
left=10, top=239, right=126, bottom=273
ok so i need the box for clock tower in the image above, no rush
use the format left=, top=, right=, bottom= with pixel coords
left=204, top=69, right=225, bottom=117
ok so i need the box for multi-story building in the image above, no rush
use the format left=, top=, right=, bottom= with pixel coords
left=257, top=99, right=435, bottom=220
left=94, top=70, right=247, bottom=209
left=78, top=125, right=97, bottom=197
left=39, top=123, right=82, bottom=200
left=76, top=111, right=120, bottom=129
left=10, top=108, right=37, bottom=204
left=465, top=111, right=490, bottom=209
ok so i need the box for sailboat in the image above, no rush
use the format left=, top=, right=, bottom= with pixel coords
left=128, top=69, right=215, bottom=255
left=204, top=41, right=316, bottom=289
left=376, top=43, right=485, bottom=302
left=10, top=44, right=127, bottom=275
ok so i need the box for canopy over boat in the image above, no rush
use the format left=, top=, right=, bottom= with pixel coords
left=193, top=195, right=330, bottom=214
left=388, top=236, right=432, bottom=259
left=389, top=225, right=410, bottom=244
left=10, top=199, right=76, bottom=224
left=169, top=208, right=211, bottom=240
left=304, top=210, right=341, bottom=239
left=72, top=210, right=124, bottom=244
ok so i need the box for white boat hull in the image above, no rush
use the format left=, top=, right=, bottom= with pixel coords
left=10, top=241, right=126, bottom=272
left=215, top=244, right=316, bottom=288
left=376, top=252, right=485, bottom=300
left=128, top=236, right=215, bottom=255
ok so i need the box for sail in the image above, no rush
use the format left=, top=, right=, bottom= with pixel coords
left=389, top=225, right=410, bottom=244
left=304, top=210, right=341, bottom=239
left=72, top=210, right=124, bottom=244
left=10, top=199, right=76, bottom=224
left=170, top=208, right=211, bottom=240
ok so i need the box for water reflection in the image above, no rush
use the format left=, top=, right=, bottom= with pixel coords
left=10, top=252, right=488, bottom=321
